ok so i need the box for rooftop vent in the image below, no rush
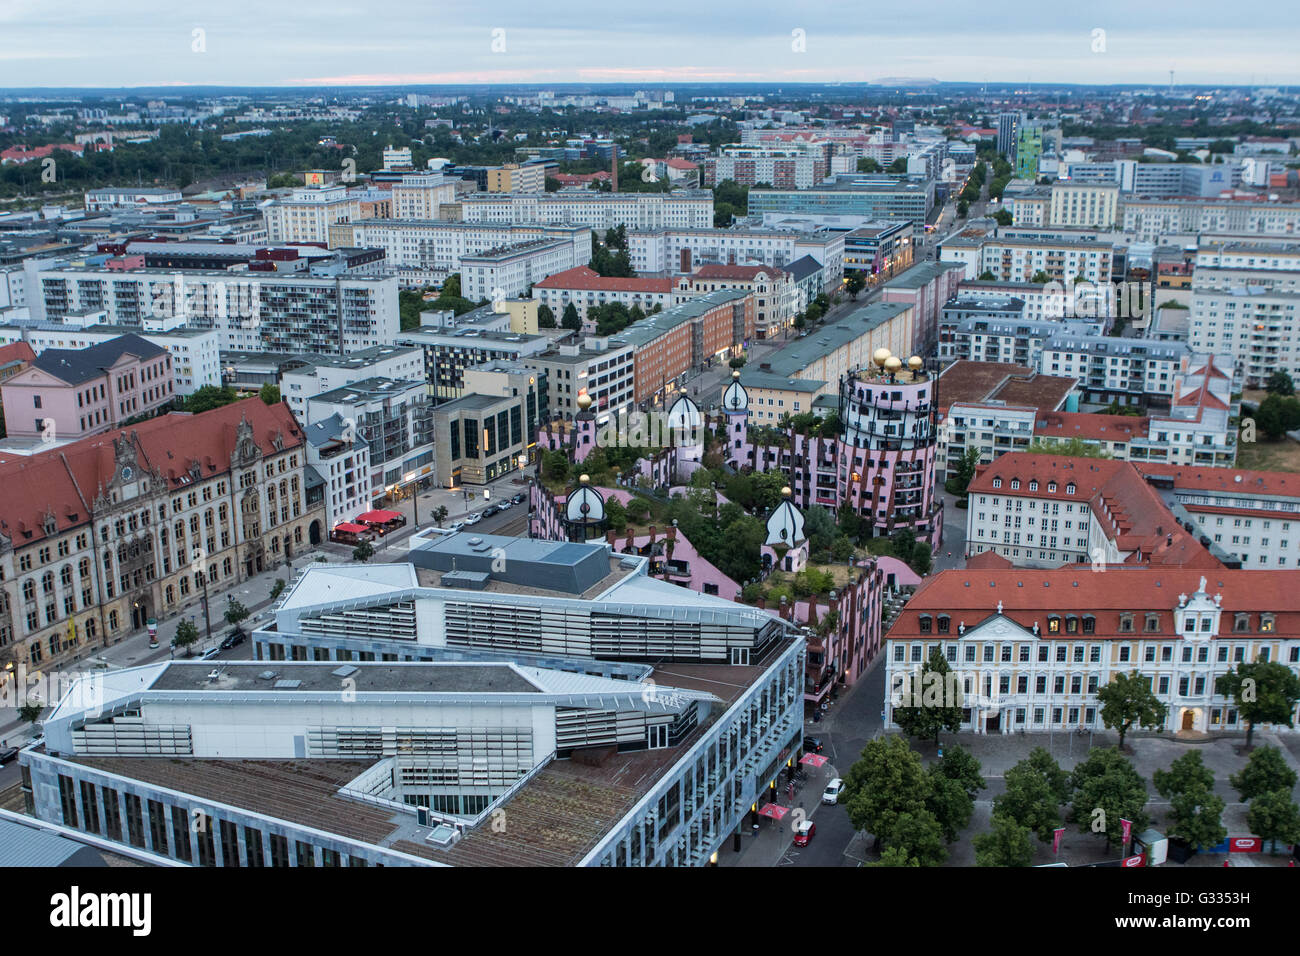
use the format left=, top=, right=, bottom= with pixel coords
left=257, top=670, right=278, bottom=680
left=332, top=665, right=359, bottom=678
left=273, top=679, right=302, bottom=689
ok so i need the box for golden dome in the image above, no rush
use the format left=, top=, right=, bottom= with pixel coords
left=781, top=486, right=792, bottom=498
left=872, top=348, right=891, bottom=368
left=732, top=370, right=741, bottom=380
left=908, top=356, right=923, bottom=370
left=579, top=474, right=590, bottom=484
left=576, top=392, right=592, bottom=410
left=884, top=356, right=902, bottom=373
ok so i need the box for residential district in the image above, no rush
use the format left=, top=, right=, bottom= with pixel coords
left=0, top=79, right=1299, bottom=871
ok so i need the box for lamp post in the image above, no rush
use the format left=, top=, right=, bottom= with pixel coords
left=198, top=570, right=213, bottom=648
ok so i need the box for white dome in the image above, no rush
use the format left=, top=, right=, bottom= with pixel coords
left=666, top=393, right=703, bottom=432
left=722, top=377, right=749, bottom=412
left=565, top=484, right=606, bottom=523
left=764, top=499, right=806, bottom=548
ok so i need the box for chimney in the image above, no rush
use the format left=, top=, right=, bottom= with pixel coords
left=757, top=596, right=766, bottom=610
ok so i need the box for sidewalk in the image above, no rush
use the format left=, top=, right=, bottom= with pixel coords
left=719, top=760, right=839, bottom=867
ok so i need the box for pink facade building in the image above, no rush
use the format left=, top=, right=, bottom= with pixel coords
left=878, top=260, right=967, bottom=355
left=726, top=358, right=943, bottom=549
left=1, top=333, right=175, bottom=441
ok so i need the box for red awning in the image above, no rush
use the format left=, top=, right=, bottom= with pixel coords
left=757, top=803, right=789, bottom=820
left=333, top=522, right=369, bottom=534
left=800, top=753, right=829, bottom=768
left=356, top=510, right=402, bottom=523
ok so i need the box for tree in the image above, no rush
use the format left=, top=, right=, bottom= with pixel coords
left=947, top=446, right=982, bottom=498
left=1246, top=789, right=1300, bottom=854
left=973, top=815, right=1035, bottom=867
left=992, top=208, right=1013, bottom=226
left=224, top=597, right=250, bottom=630
left=352, top=540, right=375, bottom=563
left=883, top=809, right=948, bottom=865
left=909, top=543, right=932, bottom=576
left=934, top=743, right=987, bottom=799
left=1069, top=747, right=1150, bottom=849
left=259, top=383, right=281, bottom=405
left=269, top=579, right=286, bottom=602
left=856, top=157, right=882, bottom=173
left=433, top=505, right=449, bottom=527
left=173, top=619, right=200, bottom=657
left=18, top=701, right=43, bottom=725
left=1230, top=745, right=1298, bottom=801
left=887, top=157, right=909, bottom=174
left=183, top=385, right=240, bottom=414
left=1217, top=662, right=1300, bottom=747
left=1154, top=752, right=1226, bottom=849
left=1097, top=669, right=1168, bottom=750
left=560, top=302, right=582, bottom=332
left=841, top=735, right=931, bottom=844
left=868, top=846, right=920, bottom=867
left=1030, top=270, right=1052, bottom=284
left=1265, top=369, right=1294, bottom=395
left=892, top=647, right=965, bottom=746
left=844, top=273, right=866, bottom=300
left=977, top=270, right=996, bottom=281
left=926, top=769, right=973, bottom=843
left=537, top=303, right=556, bottom=329
left=995, top=747, right=1072, bottom=842
left=957, top=199, right=969, bottom=218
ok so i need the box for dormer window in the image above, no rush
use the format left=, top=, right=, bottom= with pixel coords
left=1011, top=479, right=1021, bottom=490
left=1048, top=482, right=1057, bottom=493
left=919, top=615, right=932, bottom=633
left=1029, top=480, right=1039, bottom=492
left=1234, top=613, right=1250, bottom=632
left=1261, top=614, right=1275, bottom=633
left=1066, top=483, right=1076, bottom=495
left=1119, top=613, right=1134, bottom=633
left=1145, top=613, right=1160, bottom=633
left=1047, top=615, right=1061, bottom=633
left=937, top=615, right=950, bottom=634
left=992, top=478, right=1002, bottom=488
left=1082, top=615, right=1095, bottom=633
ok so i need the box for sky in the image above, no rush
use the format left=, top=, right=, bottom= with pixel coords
left=1, top=0, right=1298, bottom=90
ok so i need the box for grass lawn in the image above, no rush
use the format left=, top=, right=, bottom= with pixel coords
left=1234, top=434, right=1300, bottom=472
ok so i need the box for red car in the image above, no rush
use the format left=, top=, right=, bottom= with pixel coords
left=793, top=820, right=816, bottom=847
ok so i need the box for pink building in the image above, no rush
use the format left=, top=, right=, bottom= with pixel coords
left=879, top=260, right=966, bottom=355
left=1, top=333, right=176, bottom=441
left=727, top=357, right=943, bottom=549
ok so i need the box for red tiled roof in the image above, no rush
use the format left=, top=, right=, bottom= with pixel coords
left=889, top=567, right=1300, bottom=640
left=663, top=158, right=698, bottom=170
left=965, top=550, right=1014, bottom=570
left=0, top=398, right=303, bottom=549
left=533, top=266, right=674, bottom=294
left=1136, top=462, right=1300, bottom=498
left=1035, top=411, right=1149, bottom=443
left=690, top=264, right=785, bottom=280
left=969, top=453, right=1217, bottom=568
left=0, top=341, right=36, bottom=367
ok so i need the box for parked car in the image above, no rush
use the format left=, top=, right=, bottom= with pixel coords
left=822, top=778, right=845, bottom=805
left=803, top=735, right=823, bottom=754
left=201, top=646, right=221, bottom=661
left=483, top=504, right=501, bottom=518
left=444, top=522, right=465, bottom=534
left=793, top=820, right=816, bottom=847
left=464, top=512, right=482, bottom=525
left=220, top=629, right=247, bottom=651
left=0, top=746, right=19, bottom=765
left=511, top=493, right=525, bottom=505
left=497, top=499, right=513, bottom=511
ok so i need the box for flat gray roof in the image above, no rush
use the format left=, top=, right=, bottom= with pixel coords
left=150, top=661, right=541, bottom=694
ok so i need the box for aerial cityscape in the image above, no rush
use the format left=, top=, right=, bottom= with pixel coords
left=0, top=1, right=1297, bottom=924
